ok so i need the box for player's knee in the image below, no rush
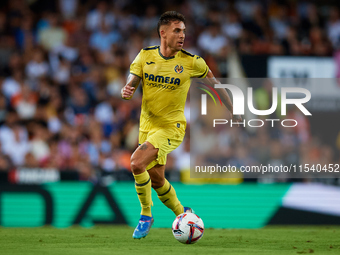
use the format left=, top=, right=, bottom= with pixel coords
left=130, top=157, right=144, bottom=174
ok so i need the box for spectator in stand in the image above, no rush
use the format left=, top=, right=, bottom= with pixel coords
left=299, top=4, right=324, bottom=39
left=94, top=90, right=114, bottom=128
left=222, top=10, right=243, bottom=41
left=115, top=6, right=139, bottom=38
left=11, top=84, right=38, bottom=119
left=71, top=87, right=91, bottom=113
left=243, top=6, right=268, bottom=39
left=309, top=26, right=332, bottom=56
left=71, top=47, right=95, bottom=82
left=58, top=0, right=79, bottom=20
left=270, top=4, right=290, bottom=40
left=69, top=16, right=90, bottom=47
left=52, top=55, right=71, bottom=87
left=24, top=152, right=39, bottom=168
left=89, top=20, right=121, bottom=54
left=28, top=123, right=51, bottom=164
left=139, top=5, right=158, bottom=34
left=38, top=13, right=67, bottom=51
left=327, top=7, right=340, bottom=48
left=282, top=26, right=302, bottom=55
left=50, top=35, right=79, bottom=73
left=1, top=51, right=23, bottom=77
left=198, top=23, right=228, bottom=55
left=235, top=0, right=260, bottom=21
left=86, top=1, right=115, bottom=32
left=2, top=69, right=24, bottom=100
left=1, top=122, right=30, bottom=166
left=0, top=153, right=12, bottom=171
left=87, top=120, right=111, bottom=166
left=25, top=48, right=49, bottom=88
left=14, top=14, right=36, bottom=51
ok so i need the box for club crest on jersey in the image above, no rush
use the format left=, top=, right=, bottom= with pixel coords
left=174, top=65, right=184, bottom=74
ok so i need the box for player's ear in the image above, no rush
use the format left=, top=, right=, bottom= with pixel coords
left=160, top=26, right=167, bottom=39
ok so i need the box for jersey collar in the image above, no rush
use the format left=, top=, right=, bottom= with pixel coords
left=158, top=46, right=175, bottom=60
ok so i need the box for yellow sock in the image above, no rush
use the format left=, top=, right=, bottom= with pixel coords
left=133, top=171, right=152, bottom=217
left=155, top=179, right=184, bottom=216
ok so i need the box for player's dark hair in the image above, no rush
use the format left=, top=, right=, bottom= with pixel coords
left=157, top=11, right=185, bottom=38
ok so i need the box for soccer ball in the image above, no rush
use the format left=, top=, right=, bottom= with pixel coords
left=172, top=212, right=204, bottom=244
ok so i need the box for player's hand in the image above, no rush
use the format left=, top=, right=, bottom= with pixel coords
left=232, top=115, right=243, bottom=127
left=121, top=85, right=135, bottom=100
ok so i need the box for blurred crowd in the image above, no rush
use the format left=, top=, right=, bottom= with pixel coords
left=0, top=0, right=339, bottom=180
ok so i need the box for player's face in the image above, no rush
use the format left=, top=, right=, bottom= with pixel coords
left=164, top=21, right=186, bottom=51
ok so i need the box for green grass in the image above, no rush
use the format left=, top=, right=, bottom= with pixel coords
left=0, top=226, right=339, bottom=255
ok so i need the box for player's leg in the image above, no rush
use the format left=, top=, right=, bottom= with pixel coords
left=131, top=140, right=159, bottom=239
left=148, top=164, right=189, bottom=216
left=145, top=123, right=192, bottom=216
left=131, top=141, right=158, bottom=217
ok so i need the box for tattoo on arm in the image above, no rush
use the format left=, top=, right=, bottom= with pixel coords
left=127, top=74, right=141, bottom=88
left=121, top=74, right=141, bottom=100
left=139, top=143, right=148, bottom=151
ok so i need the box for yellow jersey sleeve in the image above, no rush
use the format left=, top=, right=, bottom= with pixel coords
left=191, top=56, right=209, bottom=78
left=130, top=50, right=144, bottom=78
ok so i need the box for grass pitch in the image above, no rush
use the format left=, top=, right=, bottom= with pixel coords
left=0, top=226, right=339, bottom=255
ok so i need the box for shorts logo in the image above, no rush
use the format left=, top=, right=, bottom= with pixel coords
left=174, top=65, right=183, bottom=74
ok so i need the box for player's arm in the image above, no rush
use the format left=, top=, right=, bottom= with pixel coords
left=121, top=74, right=141, bottom=100
left=204, top=69, right=242, bottom=123
left=122, top=49, right=143, bottom=100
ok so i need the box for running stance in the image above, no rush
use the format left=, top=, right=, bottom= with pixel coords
left=121, top=11, right=239, bottom=239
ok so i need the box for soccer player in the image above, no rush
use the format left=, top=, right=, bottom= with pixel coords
left=121, top=11, right=240, bottom=239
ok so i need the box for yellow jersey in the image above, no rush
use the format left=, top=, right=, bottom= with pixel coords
left=130, top=46, right=209, bottom=132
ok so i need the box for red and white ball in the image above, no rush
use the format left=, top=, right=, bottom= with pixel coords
left=172, top=212, right=204, bottom=244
